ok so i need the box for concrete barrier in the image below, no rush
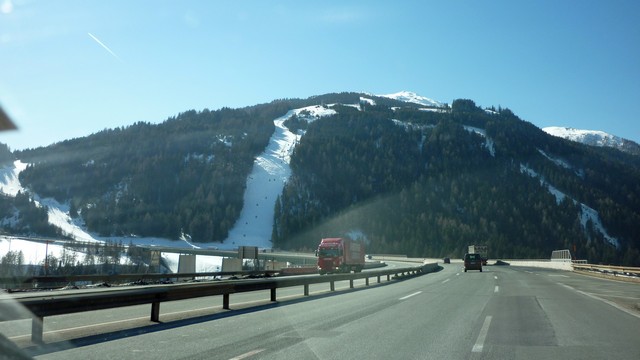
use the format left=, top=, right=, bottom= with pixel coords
left=504, top=260, right=573, bottom=271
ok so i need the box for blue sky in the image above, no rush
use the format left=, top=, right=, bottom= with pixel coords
left=1, top=0, right=639, bottom=150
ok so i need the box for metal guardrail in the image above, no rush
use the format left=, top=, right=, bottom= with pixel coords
left=0, top=270, right=280, bottom=290
left=572, top=263, right=640, bottom=278
left=3, top=263, right=439, bottom=343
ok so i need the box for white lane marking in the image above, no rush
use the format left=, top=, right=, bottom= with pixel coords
left=9, top=304, right=227, bottom=341
left=472, top=315, right=492, bottom=352
left=548, top=274, right=569, bottom=278
left=230, top=349, right=265, bottom=360
left=494, top=276, right=498, bottom=280
left=9, top=314, right=152, bottom=341
left=442, top=279, right=450, bottom=284
left=585, top=293, right=640, bottom=300
left=456, top=273, right=460, bottom=276
left=559, top=283, right=640, bottom=320
left=494, top=286, right=499, bottom=293
left=399, top=291, right=422, bottom=300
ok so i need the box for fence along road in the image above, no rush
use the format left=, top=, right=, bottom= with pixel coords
left=3, top=263, right=438, bottom=344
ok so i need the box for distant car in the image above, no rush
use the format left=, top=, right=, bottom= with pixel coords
left=464, top=253, right=482, bottom=272
left=443, top=257, right=450, bottom=264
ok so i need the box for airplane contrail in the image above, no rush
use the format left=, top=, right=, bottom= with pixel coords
left=88, top=32, right=123, bottom=62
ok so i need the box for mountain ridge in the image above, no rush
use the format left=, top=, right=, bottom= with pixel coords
left=1, top=92, right=639, bottom=265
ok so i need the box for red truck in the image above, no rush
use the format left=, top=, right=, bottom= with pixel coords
left=316, top=237, right=365, bottom=274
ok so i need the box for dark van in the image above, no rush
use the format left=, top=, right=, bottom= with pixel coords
left=464, top=253, right=483, bottom=272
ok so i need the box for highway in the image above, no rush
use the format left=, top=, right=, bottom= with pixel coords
left=6, top=263, right=640, bottom=359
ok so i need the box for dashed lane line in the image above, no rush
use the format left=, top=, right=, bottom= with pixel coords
left=229, top=349, right=265, bottom=360
left=399, top=291, right=422, bottom=300
left=472, top=315, right=492, bottom=353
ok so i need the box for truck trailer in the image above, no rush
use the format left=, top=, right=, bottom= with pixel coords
left=468, top=244, right=488, bottom=265
left=316, top=237, right=365, bottom=274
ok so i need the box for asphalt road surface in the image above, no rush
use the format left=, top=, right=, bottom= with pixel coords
left=6, top=264, right=640, bottom=359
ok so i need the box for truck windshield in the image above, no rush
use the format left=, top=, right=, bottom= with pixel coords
left=318, top=248, right=341, bottom=257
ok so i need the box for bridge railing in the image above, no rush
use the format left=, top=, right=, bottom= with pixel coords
left=2, top=262, right=439, bottom=344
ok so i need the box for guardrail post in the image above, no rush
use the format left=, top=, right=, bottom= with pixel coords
left=330, top=281, right=335, bottom=291
left=223, top=294, right=230, bottom=309
left=365, top=277, right=369, bottom=286
left=387, top=274, right=391, bottom=281
left=151, top=302, right=160, bottom=322
left=270, top=288, right=276, bottom=302
left=304, top=284, right=309, bottom=296
left=349, top=279, right=354, bottom=288
left=377, top=275, right=381, bottom=283
left=31, top=316, right=43, bottom=344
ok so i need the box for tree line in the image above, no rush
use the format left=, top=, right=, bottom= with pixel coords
left=273, top=99, right=640, bottom=265
left=3, top=94, right=639, bottom=265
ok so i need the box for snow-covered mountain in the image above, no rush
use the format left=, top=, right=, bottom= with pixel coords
left=378, top=91, right=445, bottom=108
left=543, top=126, right=640, bottom=155
left=2, top=91, right=638, bottom=267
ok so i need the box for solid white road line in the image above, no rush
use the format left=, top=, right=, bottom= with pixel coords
left=559, top=283, right=640, bottom=320
left=399, top=291, right=422, bottom=300
left=494, top=286, right=499, bottom=293
left=472, top=315, right=493, bottom=352
left=442, top=279, right=450, bottom=284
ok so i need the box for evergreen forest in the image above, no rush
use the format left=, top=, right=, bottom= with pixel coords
left=3, top=93, right=639, bottom=265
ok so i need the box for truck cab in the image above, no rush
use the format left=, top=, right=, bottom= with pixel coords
left=316, top=237, right=365, bottom=274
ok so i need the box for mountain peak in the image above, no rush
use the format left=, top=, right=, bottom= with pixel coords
left=544, top=126, right=620, bottom=146
left=378, top=91, right=445, bottom=108
left=543, top=126, right=640, bottom=156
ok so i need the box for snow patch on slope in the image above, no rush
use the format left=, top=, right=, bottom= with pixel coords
left=221, top=105, right=338, bottom=248
left=519, top=164, right=619, bottom=248
left=543, top=126, right=625, bottom=148
left=291, top=105, right=337, bottom=123
left=463, top=126, right=496, bottom=157
left=0, top=160, right=27, bottom=196
left=359, top=97, right=376, bottom=106
left=379, top=91, right=445, bottom=108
